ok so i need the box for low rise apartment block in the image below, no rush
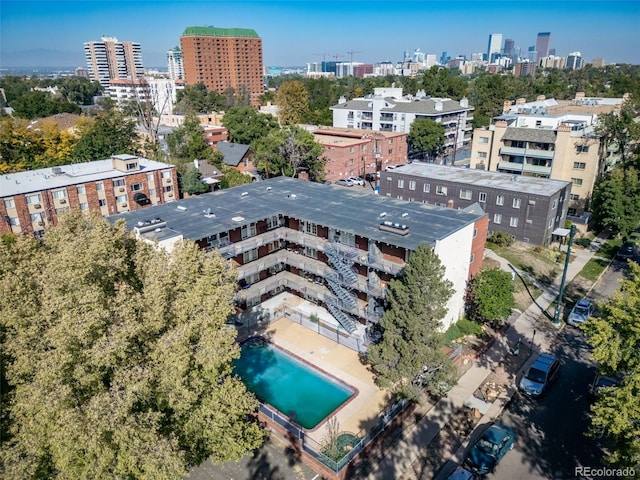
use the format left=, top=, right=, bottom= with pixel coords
left=380, top=163, right=571, bottom=246
left=470, top=94, right=626, bottom=219
left=0, top=155, right=178, bottom=237
left=111, top=177, right=488, bottom=339
left=310, top=127, right=408, bottom=181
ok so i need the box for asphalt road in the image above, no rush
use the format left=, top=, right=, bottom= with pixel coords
left=485, top=260, right=627, bottom=480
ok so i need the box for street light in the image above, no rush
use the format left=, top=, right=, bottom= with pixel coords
left=553, top=225, right=577, bottom=324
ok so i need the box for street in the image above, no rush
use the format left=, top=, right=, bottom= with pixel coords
left=486, top=259, right=627, bottom=480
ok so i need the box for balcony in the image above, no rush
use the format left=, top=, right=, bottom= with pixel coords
left=497, top=161, right=552, bottom=176
left=500, top=146, right=554, bottom=160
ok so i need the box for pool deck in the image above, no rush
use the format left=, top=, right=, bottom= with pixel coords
left=263, top=318, right=391, bottom=444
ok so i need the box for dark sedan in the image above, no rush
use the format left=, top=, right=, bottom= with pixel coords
left=465, top=422, right=516, bottom=475
left=616, top=242, right=636, bottom=261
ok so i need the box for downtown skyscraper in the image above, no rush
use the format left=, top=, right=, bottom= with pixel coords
left=84, top=36, right=145, bottom=88
left=487, top=33, right=503, bottom=63
left=536, top=32, right=552, bottom=61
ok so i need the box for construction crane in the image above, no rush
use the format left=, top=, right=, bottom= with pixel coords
left=332, top=53, right=344, bottom=62
left=347, top=50, right=361, bottom=64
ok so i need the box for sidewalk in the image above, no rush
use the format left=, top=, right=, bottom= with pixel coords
left=364, top=230, right=611, bottom=480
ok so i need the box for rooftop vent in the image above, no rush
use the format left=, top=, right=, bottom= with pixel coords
left=379, top=220, right=410, bottom=236
left=379, top=212, right=387, bottom=218
left=241, top=192, right=249, bottom=197
left=231, top=216, right=245, bottom=222
left=266, top=186, right=272, bottom=191
left=52, top=166, right=63, bottom=175
left=288, top=194, right=298, bottom=199
left=177, top=205, right=187, bottom=211
left=401, top=212, right=409, bottom=218
left=134, top=217, right=167, bottom=234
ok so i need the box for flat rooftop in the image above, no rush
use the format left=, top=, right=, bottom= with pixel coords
left=1, top=156, right=174, bottom=197
left=110, top=176, right=485, bottom=250
left=393, top=163, right=571, bottom=195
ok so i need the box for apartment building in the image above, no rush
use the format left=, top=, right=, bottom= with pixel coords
left=380, top=163, right=571, bottom=246
left=331, top=87, right=474, bottom=154
left=310, top=127, right=408, bottom=181
left=84, top=36, right=145, bottom=88
left=470, top=94, right=626, bottom=219
left=0, top=155, right=178, bottom=237
left=180, top=26, right=264, bottom=107
left=111, top=177, right=488, bottom=338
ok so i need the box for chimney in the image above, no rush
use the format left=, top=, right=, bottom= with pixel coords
left=574, top=92, right=585, bottom=100
left=460, top=97, right=469, bottom=108
left=516, top=98, right=526, bottom=106
left=536, top=95, right=546, bottom=101
left=503, top=100, right=513, bottom=113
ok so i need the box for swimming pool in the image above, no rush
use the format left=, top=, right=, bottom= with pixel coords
left=234, top=338, right=355, bottom=429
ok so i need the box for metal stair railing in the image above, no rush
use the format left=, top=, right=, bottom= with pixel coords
left=326, top=279, right=357, bottom=309
left=326, top=303, right=357, bottom=333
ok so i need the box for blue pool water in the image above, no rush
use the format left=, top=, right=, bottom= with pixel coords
left=234, top=339, right=355, bottom=429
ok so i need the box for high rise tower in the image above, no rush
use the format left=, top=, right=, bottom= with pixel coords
left=180, top=26, right=264, bottom=107
left=503, top=38, right=515, bottom=59
left=84, top=36, right=145, bottom=88
left=167, top=46, right=184, bottom=81
left=536, top=32, right=551, bottom=61
left=487, top=34, right=503, bottom=63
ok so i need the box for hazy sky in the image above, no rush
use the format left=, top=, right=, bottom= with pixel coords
left=1, top=0, right=639, bottom=68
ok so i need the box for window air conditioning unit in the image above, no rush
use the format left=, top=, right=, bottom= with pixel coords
left=164, top=178, right=172, bottom=183
left=59, top=199, right=67, bottom=204
left=121, top=203, right=127, bottom=208
left=168, top=192, right=174, bottom=197
left=34, top=204, right=42, bottom=209
left=37, top=221, right=44, bottom=226
left=119, top=187, right=125, bottom=192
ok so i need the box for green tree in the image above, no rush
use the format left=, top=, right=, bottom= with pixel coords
left=466, top=268, right=515, bottom=325
left=367, top=243, right=457, bottom=401
left=222, top=106, right=279, bottom=145
left=582, top=262, right=640, bottom=469
left=0, top=116, right=46, bottom=173
left=180, top=167, right=210, bottom=195
left=59, top=77, right=103, bottom=105
left=167, top=114, right=218, bottom=173
left=174, top=83, right=224, bottom=114
left=71, top=106, right=139, bottom=162
left=592, top=166, right=640, bottom=236
left=252, top=126, right=325, bottom=181
left=421, top=66, right=468, bottom=100
left=0, top=212, right=264, bottom=479
left=10, top=90, right=81, bottom=119
left=596, top=96, right=640, bottom=164
left=276, top=80, right=309, bottom=126
left=219, top=166, right=254, bottom=189
left=408, top=117, right=445, bottom=161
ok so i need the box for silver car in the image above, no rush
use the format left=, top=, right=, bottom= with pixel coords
left=567, top=298, right=594, bottom=327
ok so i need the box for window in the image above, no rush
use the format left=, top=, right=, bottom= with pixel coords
left=573, top=162, right=586, bottom=170
left=149, top=188, right=156, bottom=197
left=409, top=181, right=416, bottom=191
left=304, top=221, right=317, bottom=236
left=493, top=214, right=502, bottom=224
left=479, top=192, right=487, bottom=203
left=116, top=195, right=127, bottom=204
left=470, top=253, right=475, bottom=263
left=423, top=183, right=430, bottom=193
left=26, top=194, right=41, bottom=205
left=243, top=248, right=258, bottom=263
left=436, top=185, right=447, bottom=196
left=552, top=199, right=558, bottom=209
left=9, top=216, right=19, bottom=226
left=130, top=183, right=143, bottom=191
left=388, top=139, right=393, bottom=144
left=479, top=136, right=489, bottom=144
left=96, top=182, right=104, bottom=191
left=162, top=170, right=172, bottom=179
left=510, top=217, right=519, bottom=227
left=4, top=198, right=15, bottom=209
left=126, top=162, right=137, bottom=170
left=30, top=212, right=43, bottom=222
left=349, top=147, right=354, bottom=153
left=52, top=189, right=67, bottom=199
left=55, top=207, right=69, bottom=216
left=98, top=199, right=107, bottom=207
left=147, top=173, right=154, bottom=182
left=548, top=218, right=554, bottom=228
left=266, top=215, right=280, bottom=229
left=477, top=151, right=487, bottom=159
left=576, top=145, right=589, bottom=154
left=163, top=185, right=173, bottom=193
left=398, top=179, right=404, bottom=188
left=459, top=189, right=472, bottom=200
left=76, top=185, right=85, bottom=195
left=79, top=203, right=89, bottom=211
left=571, top=178, right=583, bottom=186
left=113, top=179, right=125, bottom=187
left=388, top=149, right=393, bottom=155
left=496, top=195, right=504, bottom=206
left=569, top=194, right=580, bottom=201
left=241, top=223, right=257, bottom=239
left=513, top=198, right=521, bottom=209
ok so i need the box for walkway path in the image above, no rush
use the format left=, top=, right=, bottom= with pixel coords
left=363, top=230, right=612, bottom=480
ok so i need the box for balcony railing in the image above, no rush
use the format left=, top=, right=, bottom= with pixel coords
left=497, top=161, right=552, bottom=176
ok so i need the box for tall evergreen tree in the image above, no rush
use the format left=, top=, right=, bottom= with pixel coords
left=0, top=213, right=264, bottom=479
left=367, top=243, right=457, bottom=401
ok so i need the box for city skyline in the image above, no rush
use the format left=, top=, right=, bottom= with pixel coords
left=1, top=1, right=639, bottom=68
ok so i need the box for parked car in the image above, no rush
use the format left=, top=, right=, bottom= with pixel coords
left=347, top=176, right=364, bottom=186
left=567, top=298, right=594, bottom=327
left=518, top=353, right=560, bottom=397
left=616, top=242, right=636, bottom=261
left=465, top=423, right=515, bottom=475
left=447, top=465, right=477, bottom=480
left=588, top=373, right=621, bottom=400
left=335, top=178, right=354, bottom=187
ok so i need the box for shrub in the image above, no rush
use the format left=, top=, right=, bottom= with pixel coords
left=488, top=231, right=514, bottom=247
left=574, top=237, right=592, bottom=248
left=444, top=318, right=483, bottom=343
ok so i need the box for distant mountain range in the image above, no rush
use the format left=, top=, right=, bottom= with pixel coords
left=1, top=49, right=86, bottom=68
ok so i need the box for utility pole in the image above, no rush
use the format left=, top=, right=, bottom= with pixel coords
left=553, top=224, right=577, bottom=324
